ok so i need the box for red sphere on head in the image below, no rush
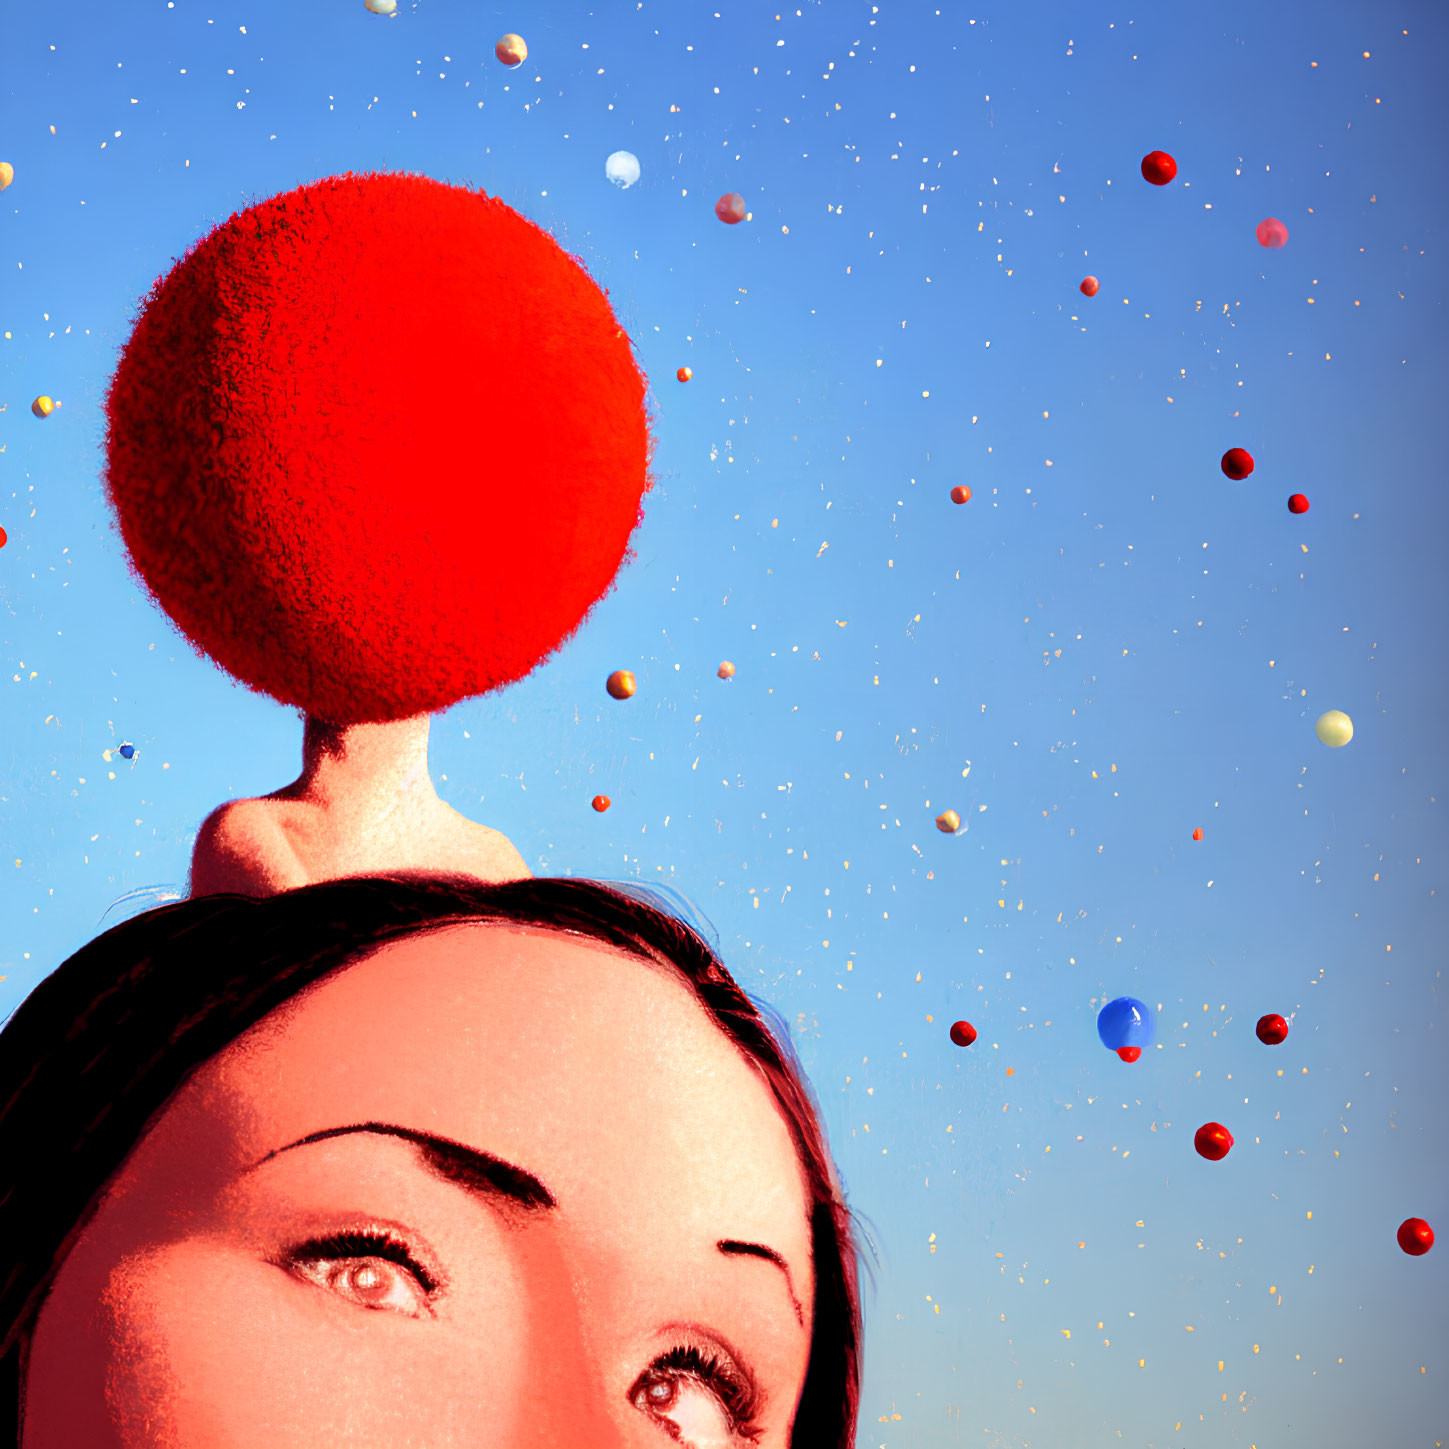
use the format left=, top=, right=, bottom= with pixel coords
left=1079, top=275, right=1100, bottom=297
left=949, top=1020, right=977, bottom=1048
left=1194, top=1122, right=1234, bottom=1161
left=1256, top=217, right=1289, bottom=249
left=1397, top=1217, right=1434, bottom=1256
left=1221, top=447, right=1255, bottom=480
left=1256, top=1013, right=1289, bottom=1046
left=715, top=193, right=747, bottom=225
left=1288, top=493, right=1310, bottom=514
left=1141, top=150, right=1178, bottom=186
left=103, top=171, right=654, bottom=724
left=1117, top=1046, right=1141, bottom=1063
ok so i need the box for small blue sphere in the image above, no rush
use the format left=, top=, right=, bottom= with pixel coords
left=1097, top=995, right=1154, bottom=1052
left=118, top=742, right=135, bottom=759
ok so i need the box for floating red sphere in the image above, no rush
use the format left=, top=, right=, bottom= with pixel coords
left=1288, top=493, right=1310, bottom=514
left=1117, top=1046, right=1142, bottom=1063
left=1256, top=217, right=1289, bottom=249
left=1194, top=1122, right=1234, bottom=1161
left=715, top=193, right=747, bottom=225
left=1141, top=151, right=1178, bottom=186
left=1397, top=1217, right=1435, bottom=1256
left=1080, top=275, right=1100, bottom=297
left=1255, top=1013, right=1289, bottom=1046
left=949, top=1020, right=977, bottom=1048
left=102, top=171, right=653, bottom=724
left=950, top=485, right=972, bottom=504
left=0, top=525, right=7, bottom=550
left=677, top=366, right=692, bottom=383
left=1221, top=447, right=1255, bottom=481
left=1192, top=827, right=1204, bottom=841
left=591, top=794, right=611, bottom=813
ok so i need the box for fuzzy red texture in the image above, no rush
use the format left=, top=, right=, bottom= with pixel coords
left=104, top=170, right=655, bottom=724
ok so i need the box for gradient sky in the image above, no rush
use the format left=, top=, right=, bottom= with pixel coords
left=2, top=2, right=1447, bottom=1444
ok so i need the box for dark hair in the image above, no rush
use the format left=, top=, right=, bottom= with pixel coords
left=0, top=875, right=862, bottom=1446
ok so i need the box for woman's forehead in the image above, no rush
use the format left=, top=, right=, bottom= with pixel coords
left=188, top=923, right=812, bottom=1256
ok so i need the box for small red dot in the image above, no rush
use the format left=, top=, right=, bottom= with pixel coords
left=1141, top=151, right=1178, bottom=186
left=1256, top=1013, right=1289, bottom=1046
left=1397, top=1218, right=1434, bottom=1256
left=1221, top=447, right=1255, bottom=481
left=1194, top=1122, right=1234, bottom=1161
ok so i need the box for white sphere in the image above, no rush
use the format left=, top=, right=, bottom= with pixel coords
left=605, top=151, right=641, bottom=189
left=1315, top=710, right=1354, bottom=748
left=364, top=0, right=396, bottom=14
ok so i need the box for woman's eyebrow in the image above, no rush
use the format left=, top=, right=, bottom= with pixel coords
left=718, top=1239, right=805, bottom=1327
left=251, top=1122, right=557, bottom=1210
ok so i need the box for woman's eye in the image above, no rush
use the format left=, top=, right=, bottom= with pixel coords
left=285, top=1233, right=436, bottom=1317
left=632, top=1369, right=741, bottom=1448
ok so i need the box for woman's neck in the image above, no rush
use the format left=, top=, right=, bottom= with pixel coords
left=286, top=714, right=439, bottom=814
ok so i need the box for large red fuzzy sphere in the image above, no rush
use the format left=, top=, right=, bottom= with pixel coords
left=104, top=171, right=655, bottom=724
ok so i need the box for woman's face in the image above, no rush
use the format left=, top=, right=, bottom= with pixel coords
left=23, top=926, right=815, bottom=1448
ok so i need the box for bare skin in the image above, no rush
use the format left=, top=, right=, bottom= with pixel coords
left=189, top=715, right=530, bottom=897
left=21, top=926, right=815, bottom=1447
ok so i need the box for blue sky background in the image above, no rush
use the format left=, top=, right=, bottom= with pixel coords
left=3, top=1, right=1447, bottom=1444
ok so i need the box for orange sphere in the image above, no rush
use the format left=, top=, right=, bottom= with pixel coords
left=677, top=366, right=692, bottom=383
left=950, top=485, right=971, bottom=504
left=1079, top=276, right=1100, bottom=297
left=717, top=660, right=735, bottom=679
left=606, top=669, right=637, bottom=700
left=495, top=33, right=527, bottom=66
left=591, top=794, right=611, bottom=812
left=31, top=396, right=57, bottom=419
left=935, top=809, right=961, bottom=833
left=1192, top=827, right=1203, bottom=841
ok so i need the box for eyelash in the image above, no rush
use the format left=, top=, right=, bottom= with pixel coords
left=285, top=1234, right=763, bottom=1440
left=646, top=1342, right=764, bottom=1443
left=286, top=1229, right=440, bottom=1295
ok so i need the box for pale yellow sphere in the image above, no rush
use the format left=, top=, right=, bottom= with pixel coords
left=1315, top=709, right=1353, bottom=748
left=31, top=395, right=56, bottom=418
left=717, top=660, right=735, bottom=680
left=363, top=0, right=396, bottom=13
left=496, top=33, right=527, bottom=66
left=935, top=809, right=961, bottom=834
left=0, top=162, right=13, bottom=191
